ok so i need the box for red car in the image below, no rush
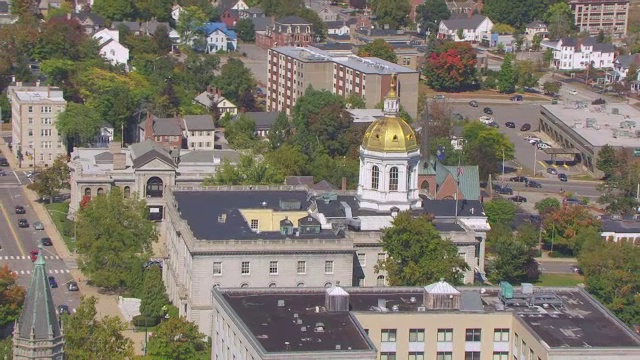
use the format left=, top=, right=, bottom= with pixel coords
left=30, top=250, right=38, bottom=262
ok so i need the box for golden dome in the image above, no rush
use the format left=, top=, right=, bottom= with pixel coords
left=362, top=116, right=419, bottom=152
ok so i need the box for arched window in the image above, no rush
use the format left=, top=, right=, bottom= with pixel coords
left=146, top=177, right=163, bottom=197
left=97, top=188, right=105, bottom=195
left=421, top=180, right=430, bottom=191
left=389, top=167, right=398, bottom=191
left=84, top=188, right=91, bottom=198
left=371, top=165, right=379, bottom=190
left=124, top=186, right=131, bottom=197
left=324, top=282, right=333, bottom=288
left=406, top=165, right=412, bottom=190
left=296, top=282, right=305, bottom=287
left=240, top=283, right=249, bottom=288
left=377, top=275, right=385, bottom=286
left=268, top=282, right=277, bottom=288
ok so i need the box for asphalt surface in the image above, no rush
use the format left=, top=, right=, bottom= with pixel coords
left=0, top=167, right=80, bottom=313
left=537, top=260, right=578, bottom=274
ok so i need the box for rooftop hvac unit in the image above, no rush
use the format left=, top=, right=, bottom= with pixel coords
left=612, top=108, right=619, bottom=115
left=586, top=118, right=597, bottom=128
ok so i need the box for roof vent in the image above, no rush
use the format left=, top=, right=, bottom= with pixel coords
left=296, top=319, right=302, bottom=325
left=278, top=299, right=285, bottom=307
left=391, top=304, right=400, bottom=312
left=335, top=345, right=341, bottom=350
left=301, top=326, right=307, bottom=332
left=261, top=201, right=268, bottom=207
left=409, top=297, right=417, bottom=303
left=417, top=306, right=426, bottom=312
left=314, top=323, right=325, bottom=333
left=522, top=283, right=534, bottom=295
left=612, top=107, right=619, bottom=115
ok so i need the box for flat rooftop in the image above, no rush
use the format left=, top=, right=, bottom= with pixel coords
left=271, top=46, right=416, bottom=74
left=541, top=103, right=640, bottom=147
left=218, top=286, right=640, bottom=350
left=12, top=88, right=65, bottom=102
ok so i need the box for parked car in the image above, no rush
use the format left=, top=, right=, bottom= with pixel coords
left=505, top=121, right=516, bottom=128
left=509, top=195, right=528, bottom=203
left=48, top=276, right=58, bottom=288
left=15, top=205, right=26, bottom=214
left=564, top=198, right=582, bottom=206
left=41, top=237, right=53, bottom=246
left=546, top=167, right=558, bottom=175
left=479, top=116, right=494, bottom=124
left=488, top=122, right=499, bottom=128
left=0, top=158, right=9, bottom=167
left=453, top=113, right=464, bottom=121
left=497, top=187, right=514, bottom=195
left=34, top=221, right=44, bottom=230
left=529, top=138, right=542, bottom=144
left=526, top=180, right=542, bottom=188
left=30, top=250, right=38, bottom=262
left=57, top=305, right=70, bottom=316
left=433, top=94, right=446, bottom=100
left=510, top=95, right=523, bottom=101
left=558, top=173, right=568, bottom=182
left=509, top=175, right=528, bottom=183
left=68, top=281, right=79, bottom=292
left=483, top=107, right=493, bottom=115
left=569, top=89, right=578, bottom=95
left=571, top=265, right=583, bottom=275
left=18, top=219, right=29, bottom=228
left=537, top=143, right=551, bottom=149
left=520, top=123, right=531, bottom=131
left=469, top=100, right=479, bottom=107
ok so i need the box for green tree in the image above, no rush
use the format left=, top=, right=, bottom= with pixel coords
left=34, top=17, right=93, bottom=61
left=483, top=0, right=547, bottom=28
left=578, top=236, right=640, bottom=326
left=267, top=112, right=291, bottom=149
left=627, top=63, right=638, bottom=82
left=135, top=0, right=172, bottom=21
left=596, top=144, right=619, bottom=177
left=597, top=150, right=640, bottom=215
left=544, top=2, right=575, bottom=39
left=307, top=151, right=360, bottom=189
left=224, top=115, right=258, bottom=150
left=515, top=60, right=541, bottom=89
left=428, top=137, right=458, bottom=166
left=92, top=0, right=135, bottom=21
left=357, top=39, right=397, bottom=63
left=543, top=205, right=601, bottom=255
left=236, top=18, right=256, bottom=42
left=416, top=0, right=451, bottom=33
left=76, top=187, right=158, bottom=291
left=542, top=48, right=554, bottom=67
left=497, top=53, right=517, bottom=93
left=177, top=53, right=220, bottom=94
left=377, top=212, right=469, bottom=285
left=423, top=41, right=478, bottom=91
left=346, top=94, right=366, bottom=109
left=462, top=122, right=515, bottom=179
left=489, top=236, right=540, bottom=283
left=203, top=153, right=284, bottom=185
left=0, top=264, right=26, bottom=326
left=264, top=144, right=308, bottom=176
left=146, top=316, right=210, bottom=359
left=140, top=266, right=170, bottom=320
left=492, top=23, right=516, bottom=34
left=177, top=6, right=207, bottom=45
left=56, top=103, right=102, bottom=148
left=64, top=296, right=134, bottom=359
left=215, top=58, right=256, bottom=105
left=0, top=337, right=12, bottom=360
left=484, top=198, right=518, bottom=226
left=516, top=222, right=541, bottom=249
left=27, top=156, right=70, bottom=203
left=531, top=34, right=542, bottom=51
left=456, top=28, right=464, bottom=41
left=542, top=80, right=561, bottom=95
left=534, top=197, right=561, bottom=215
left=154, top=24, right=173, bottom=54
left=369, top=0, right=411, bottom=29
left=10, top=0, right=35, bottom=22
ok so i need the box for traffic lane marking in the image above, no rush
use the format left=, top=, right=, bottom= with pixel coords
left=0, top=201, right=25, bottom=256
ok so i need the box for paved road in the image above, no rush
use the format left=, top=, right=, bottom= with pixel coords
left=498, top=177, right=601, bottom=198
left=537, top=260, right=578, bottom=274
left=0, top=167, right=80, bottom=314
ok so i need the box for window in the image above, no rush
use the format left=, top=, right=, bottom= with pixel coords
left=324, top=260, right=333, bottom=274
left=465, top=352, right=481, bottom=360
left=250, top=219, right=259, bottom=230
left=436, top=352, right=452, bottom=360
left=437, top=329, right=453, bottom=342
left=241, top=261, right=250, bottom=275
left=357, top=253, right=366, bottom=267
left=41, top=106, right=52, bottom=113
left=28, top=106, right=33, bottom=113
left=268, top=282, right=277, bottom=287
left=269, top=261, right=278, bottom=275
left=28, top=129, right=33, bottom=136
left=408, top=353, right=424, bottom=360
left=296, top=282, right=305, bottom=287
left=84, top=188, right=91, bottom=197
left=28, top=117, right=33, bottom=124
left=371, top=165, right=379, bottom=189
left=409, top=329, right=425, bottom=342
left=376, top=275, right=385, bottom=286
left=41, top=118, right=52, bottom=125
left=465, top=328, right=481, bottom=342
left=297, top=260, right=306, bottom=274
left=493, top=329, right=509, bottom=342
left=240, top=283, right=249, bottom=288
left=380, top=329, right=396, bottom=342
left=213, top=262, right=222, bottom=275
left=146, top=177, right=163, bottom=197
left=123, top=186, right=131, bottom=197
left=324, top=281, right=333, bottom=287
left=377, top=252, right=386, bottom=261
left=380, top=353, right=396, bottom=360
left=492, top=352, right=508, bottom=360
left=389, top=166, right=398, bottom=191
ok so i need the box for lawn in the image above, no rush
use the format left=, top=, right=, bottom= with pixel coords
left=44, top=201, right=75, bottom=252
left=535, top=273, right=584, bottom=287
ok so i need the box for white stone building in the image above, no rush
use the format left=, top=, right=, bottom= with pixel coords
left=542, top=37, right=615, bottom=71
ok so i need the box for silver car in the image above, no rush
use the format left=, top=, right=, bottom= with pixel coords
left=34, top=221, right=44, bottom=230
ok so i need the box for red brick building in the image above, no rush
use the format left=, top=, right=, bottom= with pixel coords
left=256, top=16, right=313, bottom=49
left=140, top=113, right=184, bottom=149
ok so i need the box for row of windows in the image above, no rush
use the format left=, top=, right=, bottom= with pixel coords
left=215, top=260, right=334, bottom=276
left=379, top=328, right=509, bottom=343
left=380, top=352, right=507, bottom=360
left=190, top=142, right=212, bottom=148
left=26, top=117, right=53, bottom=125
left=26, top=129, right=54, bottom=137
left=27, top=106, right=54, bottom=113
left=356, top=252, right=386, bottom=267
left=189, top=131, right=213, bottom=137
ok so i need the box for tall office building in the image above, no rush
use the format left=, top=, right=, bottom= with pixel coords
left=8, top=84, right=67, bottom=168
left=570, top=0, right=629, bottom=39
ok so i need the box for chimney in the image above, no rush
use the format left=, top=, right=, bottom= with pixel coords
left=144, top=113, right=154, bottom=140
left=47, top=86, right=51, bottom=98
left=113, top=152, right=126, bottom=170
left=341, top=176, right=347, bottom=191
left=36, top=80, right=40, bottom=87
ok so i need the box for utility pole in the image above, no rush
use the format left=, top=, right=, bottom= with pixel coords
left=501, top=148, right=505, bottom=183
left=533, top=147, right=538, bottom=176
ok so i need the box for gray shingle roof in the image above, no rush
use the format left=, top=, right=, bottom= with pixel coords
left=151, top=116, right=183, bottom=136
left=277, top=16, right=311, bottom=25
left=77, top=12, right=105, bottom=26
left=251, top=17, right=273, bottom=31
left=130, top=139, right=176, bottom=168
left=526, top=20, right=546, bottom=28
left=234, top=112, right=279, bottom=130
left=184, top=115, right=215, bottom=131
left=615, top=54, right=640, bottom=69
left=17, top=251, right=61, bottom=340
left=244, top=6, right=264, bottom=14
left=441, top=15, right=487, bottom=30
left=112, top=21, right=141, bottom=32
left=324, top=20, right=345, bottom=29
left=179, top=150, right=215, bottom=163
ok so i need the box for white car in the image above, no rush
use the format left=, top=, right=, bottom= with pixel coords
left=479, top=116, right=494, bottom=124
left=537, top=143, right=551, bottom=149
left=524, top=135, right=537, bottom=140
left=569, top=89, right=577, bottom=95
left=528, top=138, right=541, bottom=144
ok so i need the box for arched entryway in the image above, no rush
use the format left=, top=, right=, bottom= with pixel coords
left=146, top=177, right=163, bottom=197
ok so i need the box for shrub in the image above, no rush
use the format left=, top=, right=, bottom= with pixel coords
left=132, top=315, right=160, bottom=328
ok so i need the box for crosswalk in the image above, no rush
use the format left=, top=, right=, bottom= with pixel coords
left=12, top=269, right=71, bottom=275
left=1, top=255, right=61, bottom=260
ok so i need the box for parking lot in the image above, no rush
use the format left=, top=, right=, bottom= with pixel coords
left=447, top=102, right=583, bottom=178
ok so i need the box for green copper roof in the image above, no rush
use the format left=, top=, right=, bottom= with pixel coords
left=17, top=244, right=61, bottom=340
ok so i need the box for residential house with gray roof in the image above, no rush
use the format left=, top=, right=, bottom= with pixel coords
left=139, top=113, right=184, bottom=149
left=183, top=115, right=216, bottom=150
left=613, top=53, right=640, bottom=89
left=233, top=111, right=280, bottom=137
left=541, top=36, right=615, bottom=71
left=438, top=14, right=494, bottom=42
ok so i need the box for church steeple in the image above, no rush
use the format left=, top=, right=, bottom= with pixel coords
left=13, top=245, right=64, bottom=359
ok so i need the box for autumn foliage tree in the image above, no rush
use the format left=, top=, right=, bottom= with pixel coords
left=423, top=41, right=478, bottom=91
left=357, top=39, right=397, bottom=63
left=542, top=205, right=601, bottom=255
left=0, top=265, right=26, bottom=326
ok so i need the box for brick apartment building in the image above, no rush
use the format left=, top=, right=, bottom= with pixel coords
left=140, top=113, right=183, bottom=149
left=570, top=0, right=629, bottom=38
left=266, top=46, right=419, bottom=117
left=256, top=16, right=313, bottom=49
